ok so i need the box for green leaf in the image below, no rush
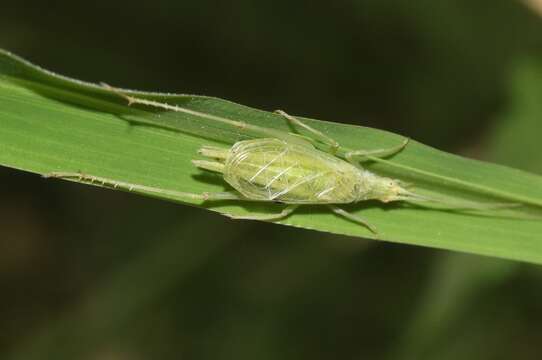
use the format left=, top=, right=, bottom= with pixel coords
left=1, top=49, right=541, bottom=263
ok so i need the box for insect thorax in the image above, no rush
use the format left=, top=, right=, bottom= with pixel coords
left=222, top=139, right=364, bottom=204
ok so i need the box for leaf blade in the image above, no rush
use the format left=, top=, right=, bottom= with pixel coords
left=0, top=49, right=541, bottom=263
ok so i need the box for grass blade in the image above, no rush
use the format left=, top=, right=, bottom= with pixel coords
left=1, top=49, right=541, bottom=263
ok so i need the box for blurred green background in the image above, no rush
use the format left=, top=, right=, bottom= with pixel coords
left=2, top=1, right=542, bottom=359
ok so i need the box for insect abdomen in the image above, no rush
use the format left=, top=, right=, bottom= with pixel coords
left=223, top=139, right=361, bottom=204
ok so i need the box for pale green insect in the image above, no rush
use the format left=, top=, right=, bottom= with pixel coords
left=45, top=85, right=488, bottom=234
left=191, top=137, right=412, bottom=233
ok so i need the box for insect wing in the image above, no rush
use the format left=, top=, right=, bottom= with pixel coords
left=224, top=139, right=359, bottom=204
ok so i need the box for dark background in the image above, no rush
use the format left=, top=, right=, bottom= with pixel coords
left=2, top=1, right=542, bottom=359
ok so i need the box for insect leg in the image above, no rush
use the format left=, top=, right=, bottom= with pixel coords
left=275, top=110, right=340, bottom=153
left=198, top=145, right=229, bottom=160
left=198, top=192, right=247, bottom=201
left=227, top=204, right=299, bottom=221
left=43, top=172, right=243, bottom=202
left=192, top=160, right=225, bottom=173
left=328, top=205, right=378, bottom=234
left=345, top=138, right=409, bottom=164
left=102, top=84, right=312, bottom=147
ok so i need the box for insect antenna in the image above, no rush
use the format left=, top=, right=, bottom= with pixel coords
left=395, top=188, right=519, bottom=211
